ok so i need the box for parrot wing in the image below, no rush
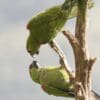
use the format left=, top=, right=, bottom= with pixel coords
left=39, top=67, right=74, bottom=92
left=26, top=5, right=71, bottom=44
left=41, top=85, right=75, bottom=97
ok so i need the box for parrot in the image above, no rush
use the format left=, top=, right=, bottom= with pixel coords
left=26, top=0, right=94, bottom=56
left=29, top=61, right=100, bottom=99
left=29, top=61, right=75, bottom=97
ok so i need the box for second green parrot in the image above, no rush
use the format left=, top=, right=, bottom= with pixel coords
left=26, top=0, right=94, bottom=56
left=29, top=61, right=100, bottom=99
left=29, top=61, right=75, bottom=97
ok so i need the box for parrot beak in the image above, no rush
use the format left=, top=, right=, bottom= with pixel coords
left=35, top=51, right=39, bottom=55
left=32, top=51, right=39, bottom=58
left=29, top=60, right=40, bottom=69
left=27, top=49, right=39, bottom=57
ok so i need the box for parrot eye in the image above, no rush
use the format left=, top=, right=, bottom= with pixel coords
left=27, top=49, right=32, bottom=54
left=29, top=64, right=33, bottom=69
left=27, top=49, right=31, bottom=53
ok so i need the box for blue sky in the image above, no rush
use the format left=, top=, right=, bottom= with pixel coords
left=0, top=0, right=100, bottom=100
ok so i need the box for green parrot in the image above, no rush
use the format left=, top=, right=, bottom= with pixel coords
left=26, top=0, right=94, bottom=56
left=29, top=61, right=75, bottom=97
left=29, top=61, right=100, bottom=99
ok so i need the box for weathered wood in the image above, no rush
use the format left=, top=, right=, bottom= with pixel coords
left=49, top=0, right=97, bottom=99
left=74, top=0, right=96, bottom=100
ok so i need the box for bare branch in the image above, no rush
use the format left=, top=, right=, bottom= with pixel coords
left=75, top=82, right=86, bottom=99
left=49, top=40, right=74, bottom=79
left=88, top=57, right=97, bottom=70
left=74, top=0, right=96, bottom=99
left=62, top=30, right=86, bottom=64
left=62, top=30, right=80, bottom=49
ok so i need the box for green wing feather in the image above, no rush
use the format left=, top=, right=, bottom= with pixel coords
left=27, top=5, right=70, bottom=43
left=26, top=0, right=75, bottom=56
left=39, top=67, right=73, bottom=91
left=41, top=85, right=75, bottom=97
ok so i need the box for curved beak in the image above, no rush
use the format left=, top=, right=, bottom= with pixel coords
left=29, top=60, right=40, bottom=69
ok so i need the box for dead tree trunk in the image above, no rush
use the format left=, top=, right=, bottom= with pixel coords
left=74, top=0, right=96, bottom=100
left=62, top=0, right=96, bottom=99
left=48, top=0, right=98, bottom=99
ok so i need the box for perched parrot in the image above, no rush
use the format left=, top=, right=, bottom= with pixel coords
left=29, top=61, right=75, bottom=97
left=29, top=61, right=100, bottom=99
left=26, top=0, right=94, bottom=56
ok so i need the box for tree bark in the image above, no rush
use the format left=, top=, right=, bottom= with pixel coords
left=48, top=0, right=97, bottom=99
left=74, top=0, right=96, bottom=100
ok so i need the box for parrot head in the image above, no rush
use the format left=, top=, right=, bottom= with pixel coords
left=26, top=35, right=40, bottom=56
left=29, top=61, right=41, bottom=83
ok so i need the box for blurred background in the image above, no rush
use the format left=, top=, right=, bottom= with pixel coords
left=0, top=0, right=100, bottom=100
